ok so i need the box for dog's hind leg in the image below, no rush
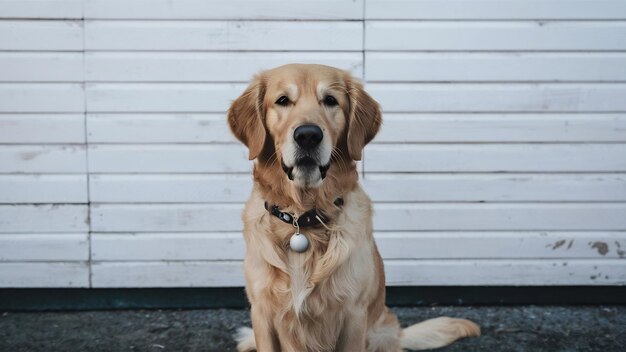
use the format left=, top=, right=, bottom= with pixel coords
left=366, top=309, right=403, bottom=352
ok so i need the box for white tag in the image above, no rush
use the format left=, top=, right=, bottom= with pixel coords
left=289, top=233, right=309, bottom=252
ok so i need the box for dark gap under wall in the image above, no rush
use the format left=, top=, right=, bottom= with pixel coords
left=1, top=286, right=625, bottom=311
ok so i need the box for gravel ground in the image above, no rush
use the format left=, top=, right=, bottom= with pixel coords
left=1, top=306, right=625, bottom=352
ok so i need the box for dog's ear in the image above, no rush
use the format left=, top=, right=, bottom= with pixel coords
left=228, top=76, right=267, bottom=160
left=344, top=74, right=382, bottom=161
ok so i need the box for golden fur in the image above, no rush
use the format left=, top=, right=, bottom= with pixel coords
left=228, top=64, right=480, bottom=351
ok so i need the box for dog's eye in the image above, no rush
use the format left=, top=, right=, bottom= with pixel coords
left=323, top=95, right=338, bottom=107
left=275, top=96, right=290, bottom=106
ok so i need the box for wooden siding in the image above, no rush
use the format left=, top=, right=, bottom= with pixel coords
left=1, top=0, right=625, bottom=288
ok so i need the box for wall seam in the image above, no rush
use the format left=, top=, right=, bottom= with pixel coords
left=80, top=0, right=92, bottom=288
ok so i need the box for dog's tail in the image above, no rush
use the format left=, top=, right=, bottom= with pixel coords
left=234, top=327, right=256, bottom=352
left=400, top=317, right=480, bottom=350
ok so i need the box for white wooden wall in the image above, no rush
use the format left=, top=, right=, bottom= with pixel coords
left=1, top=0, right=625, bottom=288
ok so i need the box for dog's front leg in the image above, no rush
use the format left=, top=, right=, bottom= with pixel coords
left=336, top=311, right=368, bottom=352
left=251, top=304, right=280, bottom=352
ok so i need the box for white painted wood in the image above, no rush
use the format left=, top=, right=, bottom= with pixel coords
left=90, top=204, right=243, bottom=232
left=89, top=174, right=252, bottom=203
left=364, top=144, right=626, bottom=173
left=90, top=203, right=626, bottom=233
left=366, top=53, right=626, bottom=82
left=91, top=233, right=245, bottom=260
left=0, top=175, right=87, bottom=203
left=90, top=232, right=626, bottom=261
left=0, top=53, right=83, bottom=82
left=85, top=21, right=362, bottom=51
left=85, top=52, right=363, bottom=82
left=375, top=232, right=626, bottom=260
left=375, top=114, right=626, bottom=143
left=0, top=114, right=85, bottom=143
left=85, top=0, right=363, bottom=20
left=88, top=173, right=626, bottom=203
left=91, top=261, right=243, bottom=287
left=368, top=84, right=626, bottom=112
left=0, top=234, right=88, bottom=261
left=0, top=0, right=82, bottom=19
left=0, top=83, right=84, bottom=112
left=373, top=203, right=626, bottom=231
left=384, top=259, right=626, bottom=286
left=87, top=114, right=235, bottom=143
left=90, top=259, right=626, bottom=287
left=88, top=83, right=626, bottom=113
left=0, top=145, right=86, bottom=173
left=0, top=262, right=88, bottom=287
left=363, top=174, right=626, bottom=202
left=366, top=0, right=626, bottom=20
left=88, top=145, right=250, bottom=173
left=366, top=21, right=626, bottom=51
left=0, top=205, right=88, bottom=233
left=85, top=83, right=244, bottom=112
left=0, top=20, right=82, bottom=50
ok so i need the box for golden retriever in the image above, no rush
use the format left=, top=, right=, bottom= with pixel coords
left=228, top=64, right=480, bottom=351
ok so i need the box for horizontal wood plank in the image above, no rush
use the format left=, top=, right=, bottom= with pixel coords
left=88, top=145, right=250, bottom=173
left=0, top=114, right=85, bottom=143
left=367, top=83, right=626, bottom=112
left=91, top=233, right=245, bottom=260
left=0, top=175, right=87, bottom=203
left=363, top=174, right=626, bottom=202
left=364, top=144, right=626, bottom=172
left=0, top=234, right=88, bottom=261
left=87, top=114, right=235, bottom=143
left=89, top=174, right=252, bottom=202
left=0, top=145, right=86, bottom=173
left=366, top=21, right=626, bottom=51
left=0, top=20, right=82, bottom=50
left=90, top=232, right=626, bottom=261
left=84, top=0, right=363, bottom=20
left=366, top=53, right=626, bottom=82
left=90, top=259, right=626, bottom=287
left=0, top=262, right=88, bottom=287
left=374, top=203, right=626, bottom=231
left=384, top=259, right=626, bottom=286
left=85, top=52, right=363, bottom=82
left=0, top=205, right=88, bottom=233
left=89, top=173, right=626, bottom=203
left=91, top=261, right=243, bottom=287
left=0, top=0, right=82, bottom=19
left=87, top=83, right=626, bottom=113
left=90, top=203, right=626, bottom=232
left=85, top=21, right=362, bottom=51
left=366, top=0, right=626, bottom=20
left=0, top=53, right=83, bottom=82
left=0, top=83, right=84, bottom=113
left=85, top=83, right=244, bottom=112
left=375, top=114, right=626, bottom=142
left=90, top=204, right=243, bottom=232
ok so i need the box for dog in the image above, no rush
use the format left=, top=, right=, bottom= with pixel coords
left=227, top=64, right=480, bottom=351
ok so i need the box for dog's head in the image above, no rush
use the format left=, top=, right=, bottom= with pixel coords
left=228, top=64, right=381, bottom=188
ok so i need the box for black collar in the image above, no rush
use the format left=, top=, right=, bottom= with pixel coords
left=264, top=197, right=344, bottom=228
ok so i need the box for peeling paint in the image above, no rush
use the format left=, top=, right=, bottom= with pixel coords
left=20, top=151, right=40, bottom=160
left=590, top=242, right=609, bottom=256
left=552, top=240, right=566, bottom=250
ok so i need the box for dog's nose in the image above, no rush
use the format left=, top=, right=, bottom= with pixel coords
left=294, top=124, right=323, bottom=150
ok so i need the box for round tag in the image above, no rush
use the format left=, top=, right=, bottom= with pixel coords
left=289, top=233, right=309, bottom=252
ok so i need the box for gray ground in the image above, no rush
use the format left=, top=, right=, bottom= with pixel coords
left=1, top=306, right=625, bottom=352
